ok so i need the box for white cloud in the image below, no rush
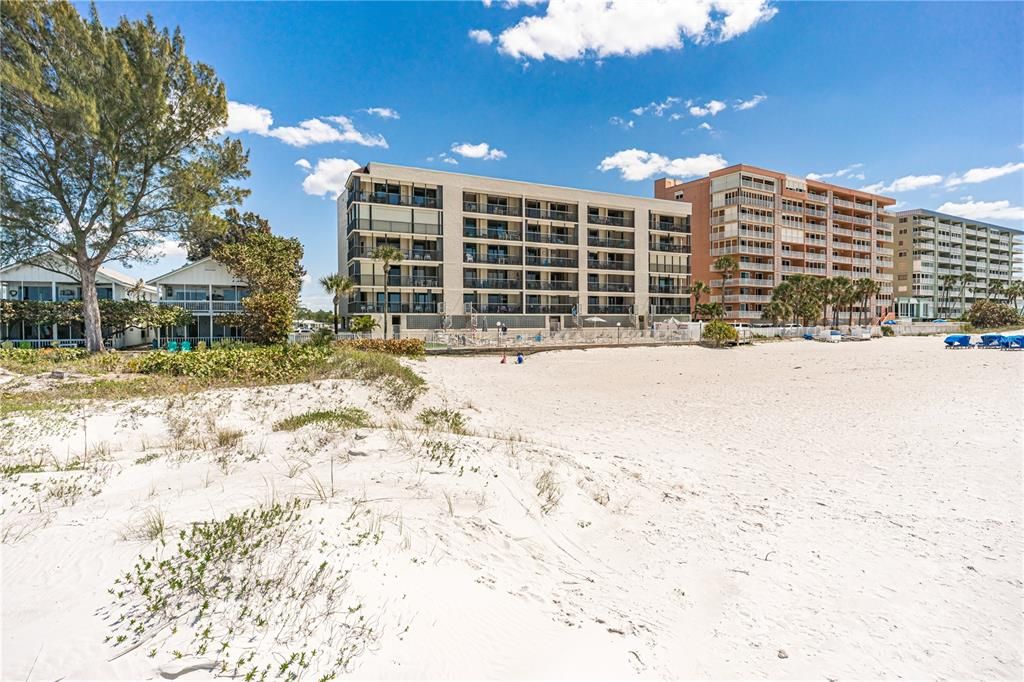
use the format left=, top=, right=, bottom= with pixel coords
left=443, top=157, right=459, bottom=165
left=450, top=142, right=506, bottom=160
left=225, top=102, right=273, bottom=134
left=806, top=163, right=864, bottom=182
left=609, top=116, right=635, bottom=129
left=734, top=94, right=767, bottom=111
left=936, top=199, right=1024, bottom=222
left=493, top=0, right=778, bottom=61
left=225, top=101, right=387, bottom=148
left=468, top=29, right=495, bottom=44
left=294, top=158, right=312, bottom=170
left=597, top=149, right=727, bottom=181
left=363, top=107, right=400, bottom=120
left=632, top=96, right=682, bottom=117
left=946, top=161, right=1024, bottom=187
left=300, top=158, right=362, bottom=199
left=860, top=174, right=943, bottom=194
left=153, top=238, right=188, bottom=260
left=688, top=100, right=727, bottom=117
left=698, top=122, right=712, bottom=131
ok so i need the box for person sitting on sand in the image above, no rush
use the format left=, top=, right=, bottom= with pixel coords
left=501, top=352, right=507, bottom=364
left=516, top=352, right=524, bottom=364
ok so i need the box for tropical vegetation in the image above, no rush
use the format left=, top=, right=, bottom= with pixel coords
left=965, top=300, right=1022, bottom=329
left=371, top=245, right=403, bottom=339
left=701, top=320, right=738, bottom=347
left=319, top=273, right=355, bottom=334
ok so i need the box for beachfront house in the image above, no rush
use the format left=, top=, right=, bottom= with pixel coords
left=0, top=258, right=157, bottom=348
left=149, top=257, right=249, bottom=344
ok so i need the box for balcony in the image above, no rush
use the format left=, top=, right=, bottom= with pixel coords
left=587, top=281, right=634, bottom=293
left=804, top=206, right=827, bottom=218
left=525, top=280, right=577, bottom=291
left=349, top=246, right=441, bottom=261
left=463, top=200, right=521, bottom=217
left=723, top=294, right=772, bottom=303
left=737, top=261, right=774, bottom=271
left=587, top=259, right=634, bottom=271
left=463, top=277, right=521, bottom=290
left=349, top=191, right=439, bottom=209
left=648, top=262, right=690, bottom=274
left=650, top=220, right=691, bottom=234
left=525, top=231, right=577, bottom=245
left=347, top=218, right=442, bottom=236
left=780, top=265, right=805, bottom=273
left=587, top=213, right=634, bottom=228
left=472, top=303, right=523, bottom=314
left=464, top=252, right=522, bottom=266
left=354, top=275, right=441, bottom=288
left=712, top=245, right=774, bottom=256
left=526, top=255, right=578, bottom=268
left=463, top=227, right=522, bottom=241
left=159, top=300, right=241, bottom=313
left=349, top=302, right=441, bottom=314
left=649, top=241, right=688, bottom=254
left=588, top=236, right=635, bottom=249
left=588, top=304, right=634, bottom=314
left=833, top=198, right=855, bottom=209
left=526, top=303, right=575, bottom=314
left=725, top=195, right=774, bottom=209
left=525, top=207, right=578, bottom=222
left=649, top=284, right=690, bottom=294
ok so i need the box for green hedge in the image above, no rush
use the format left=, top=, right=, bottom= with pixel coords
left=336, top=338, right=425, bottom=357
left=0, top=346, right=90, bottom=368
left=128, top=344, right=334, bottom=382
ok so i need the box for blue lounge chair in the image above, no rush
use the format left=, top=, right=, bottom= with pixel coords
left=180, top=341, right=192, bottom=352
left=978, top=334, right=1003, bottom=349
left=1003, top=335, right=1024, bottom=351
left=943, top=334, right=973, bottom=349
left=166, top=340, right=179, bottom=352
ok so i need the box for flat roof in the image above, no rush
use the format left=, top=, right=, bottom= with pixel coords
left=894, top=208, right=1024, bottom=235
left=352, top=162, right=692, bottom=211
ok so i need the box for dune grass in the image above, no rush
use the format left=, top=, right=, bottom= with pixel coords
left=273, top=407, right=371, bottom=432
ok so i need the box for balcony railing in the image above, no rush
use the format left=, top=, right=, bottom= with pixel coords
left=525, top=207, right=578, bottom=222
left=711, top=245, right=774, bottom=256
left=587, top=236, right=635, bottom=249
left=526, top=255, right=578, bottom=268
left=159, top=300, right=243, bottom=312
left=354, top=275, right=441, bottom=287
left=648, top=284, right=690, bottom=294
left=650, top=220, right=691, bottom=233
left=463, top=277, right=521, bottom=289
left=649, top=241, right=688, bottom=253
left=347, top=218, right=442, bottom=236
left=587, top=281, right=634, bottom=292
left=349, top=302, right=441, bottom=314
left=587, top=214, right=634, bottom=227
left=525, top=231, right=577, bottom=245
left=463, top=201, right=521, bottom=217
left=526, top=304, right=575, bottom=314
left=649, top=262, right=690, bottom=274
left=472, top=303, right=523, bottom=314
left=588, top=304, right=634, bottom=314
left=349, top=191, right=440, bottom=209
left=463, top=228, right=522, bottom=241
left=464, top=253, right=522, bottom=265
left=349, top=246, right=442, bottom=261
left=525, top=280, right=578, bottom=291
left=587, top=259, right=634, bottom=271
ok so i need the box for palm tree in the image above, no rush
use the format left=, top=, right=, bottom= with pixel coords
left=691, top=280, right=709, bottom=319
left=712, top=255, right=739, bottom=319
left=370, top=245, right=403, bottom=339
left=830, top=277, right=851, bottom=327
left=854, top=278, right=875, bottom=325
left=987, top=280, right=1005, bottom=303
left=938, top=274, right=959, bottom=318
left=762, top=299, right=791, bottom=325
left=958, top=272, right=976, bottom=318
left=817, top=278, right=835, bottom=327
left=319, top=273, right=355, bottom=334
left=1007, top=280, right=1024, bottom=313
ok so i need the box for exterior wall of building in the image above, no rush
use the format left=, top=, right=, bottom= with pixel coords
left=338, top=163, right=693, bottom=335
left=891, top=209, right=1018, bottom=320
left=656, top=165, right=895, bottom=322
left=150, top=258, right=249, bottom=342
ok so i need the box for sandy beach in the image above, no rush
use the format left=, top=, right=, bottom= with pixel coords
left=2, top=335, right=1022, bottom=680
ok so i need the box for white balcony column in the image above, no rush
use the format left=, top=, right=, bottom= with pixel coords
left=208, top=284, right=213, bottom=316
left=51, top=281, right=57, bottom=341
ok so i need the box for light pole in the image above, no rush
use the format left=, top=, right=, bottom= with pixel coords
left=616, top=322, right=621, bottom=343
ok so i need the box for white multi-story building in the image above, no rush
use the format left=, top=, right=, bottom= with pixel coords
left=891, top=209, right=1020, bottom=319
left=150, top=257, right=249, bottom=343
left=338, top=163, right=693, bottom=337
left=0, top=258, right=156, bottom=348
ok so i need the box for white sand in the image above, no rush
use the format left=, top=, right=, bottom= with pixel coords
left=2, top=336, right=1022, bottom=680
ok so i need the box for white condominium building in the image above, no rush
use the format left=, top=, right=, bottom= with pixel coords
left=338, top=163, right=693, bottom=336
left=891, top=209, right=1020, bottom=319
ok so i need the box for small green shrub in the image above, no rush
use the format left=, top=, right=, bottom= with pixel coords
left=309, top=327, right=335, bottom=346
left=416, top=408, right=468, bottom=434
left=881, top=325, right=894, bottom=337
left=702, top=320, right=739, bottom=347
left=348, top=316, right=379, bottom=334
left=273, top=407, right=371, bottom=432
left=337, top=338, right=424, bottom=357
left=0, top=346, right=90, bottom=370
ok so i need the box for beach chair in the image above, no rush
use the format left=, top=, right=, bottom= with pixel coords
left=166, top=340, right=179, bottom=352
left=1002, top=335, right=1024, bottom=351
left=180, top=341, right=192, bottom=352
left=978, top=334, right=1003, bottom=349
left=943, top=334, right=973, bottom=349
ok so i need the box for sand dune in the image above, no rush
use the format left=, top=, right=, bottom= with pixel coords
left=2, top=336, right=1022, bottom=680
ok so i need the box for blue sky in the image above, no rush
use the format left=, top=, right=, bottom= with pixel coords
left=82, top=1, right=1024, bottom=309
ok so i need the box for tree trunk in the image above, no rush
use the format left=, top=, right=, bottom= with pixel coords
left=332, top=296, right=339, bottom=335
left=78, top=261, right=105, bottom=353
left=382, top=268, right=389, bottom=340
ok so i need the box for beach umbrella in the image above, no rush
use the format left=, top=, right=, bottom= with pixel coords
left=584, top=316, right=606, bottom=328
